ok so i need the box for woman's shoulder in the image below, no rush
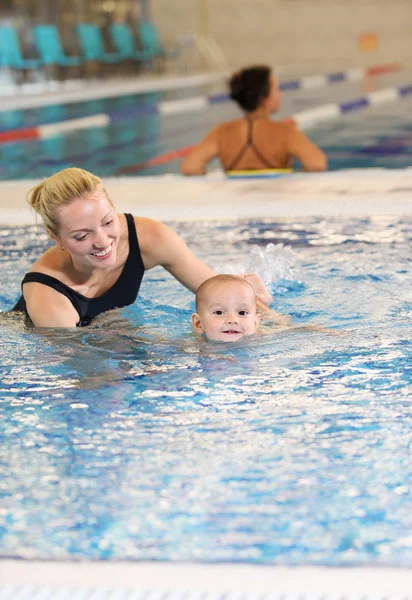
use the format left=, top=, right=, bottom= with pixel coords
left=259, top=119, right=297, bottom=142
left=29, top=246, right=65, bottom=277
left=133, top=215, right=174, bottom=240
left=269, top=119, right=295, bottom=132
left=222, top=118, right=246, bottom=129
left=214, top=118, right=245, bottom=135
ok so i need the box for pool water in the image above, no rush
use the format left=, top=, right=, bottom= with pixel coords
left=0, top=216, right=411, bottom=563
left=2, top=72, right=412, bottom=178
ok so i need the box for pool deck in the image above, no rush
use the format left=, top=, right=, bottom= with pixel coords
left=1, top=169, right=412, bottom=597
left=0, top=560, right=412, bottom=596
left=1, top=169, right=412, bottom=225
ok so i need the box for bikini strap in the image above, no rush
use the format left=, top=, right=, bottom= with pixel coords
left=21, top=272, right=84, bottom=319
left=226, top=117, right=253, bottom=172
left=248, top=115, right=278, bottom=169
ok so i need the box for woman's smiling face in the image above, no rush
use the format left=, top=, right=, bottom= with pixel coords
left=55, top=191, right=121, bottom=270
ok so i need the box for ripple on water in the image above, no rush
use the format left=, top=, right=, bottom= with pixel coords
left=0, top=216, right=411, bottom=563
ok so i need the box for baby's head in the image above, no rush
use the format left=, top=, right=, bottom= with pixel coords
left=192, top=274, right=261, bottom=342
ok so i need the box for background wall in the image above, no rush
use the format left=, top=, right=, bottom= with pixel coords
left=151, top=0, right=412, bottom=74
left=3, top=0, right=410, bottom=77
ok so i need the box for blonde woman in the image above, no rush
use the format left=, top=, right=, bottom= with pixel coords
left=12, top=168, right=276, bottom=327
left=181, top=65, right=327, bottom=175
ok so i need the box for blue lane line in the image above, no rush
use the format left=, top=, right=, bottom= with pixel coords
left=279, top=80, right=301, bottom=91
left=327, top=72, right=346, bottom=83
left=399, top=84, right=412, bottom=96
left=208, top=93, right=230, bottom=104
left=340, top=98, right=370, bottom=112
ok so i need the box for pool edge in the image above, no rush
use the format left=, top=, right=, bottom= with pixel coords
left=1, top=170, right=412, bottom=224
left=0, top=560, right=412, bottom=594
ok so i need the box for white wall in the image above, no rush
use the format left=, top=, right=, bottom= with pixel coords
left=151, top=0, right=412, bottom=74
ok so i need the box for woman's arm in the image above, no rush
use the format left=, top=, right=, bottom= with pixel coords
left=138, top=219, right=287, bottom=323
left=287, top=126, right=328, bottom=172
left=138, top=218, right=217, bottom=291
left=23, top=282, right=80, bottom=327
left=180, top=127, right=220, bottom=175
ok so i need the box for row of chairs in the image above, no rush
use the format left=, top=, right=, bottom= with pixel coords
left=0, top=22, right=177, bottom=71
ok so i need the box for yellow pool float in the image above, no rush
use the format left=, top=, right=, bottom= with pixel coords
left=226, top=169, right=293, bottom=179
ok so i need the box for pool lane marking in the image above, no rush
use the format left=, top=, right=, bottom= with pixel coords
left=159, top=96, right=209, bottom=114
left=38, top=114, right=111, bottom=138
left=0, top=62, right=402, bottom=145
left=116, top=82, right=412, bottom=174
left=0, top=127, right=39, bottom=143
left=16, top=121, right=211, bottom=175
left=367, top=88, right=399, bottom=106
left=0, top=114, right=111, bottom=144
left=292, top=104, right=341, bottom=128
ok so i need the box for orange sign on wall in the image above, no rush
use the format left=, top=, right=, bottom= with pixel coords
left=358, top=32, right=379, bottom=52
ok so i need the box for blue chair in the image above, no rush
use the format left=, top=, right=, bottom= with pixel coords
left=138, top=22, right=178, bottom=60
left=0, top=26, right=40, bottom=70
left=76, top=24, right=123, bottom=63
left=109, top=24, right=150, bottom=62
left=33, top=25, right=82, bottom=66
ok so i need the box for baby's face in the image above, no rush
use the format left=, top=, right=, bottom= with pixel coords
left=192, top=281, right=261, bottom=342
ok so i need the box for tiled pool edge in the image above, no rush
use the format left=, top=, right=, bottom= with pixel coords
left=1, top=170, right=412, bottom=225
left=0, top=561, right=412, bottom=595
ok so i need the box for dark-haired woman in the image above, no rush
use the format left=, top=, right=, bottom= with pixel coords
left=181, top=65, right=327, bottom=175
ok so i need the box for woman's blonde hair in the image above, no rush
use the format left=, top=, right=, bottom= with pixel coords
left=28, top=167, right=112, bottom=237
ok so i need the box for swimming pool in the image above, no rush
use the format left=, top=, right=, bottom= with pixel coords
left=2, top=70, right=412, bottom=178
left=1, top=69, right=412, bottom=594
left=1, top=213, right=411, bottom=565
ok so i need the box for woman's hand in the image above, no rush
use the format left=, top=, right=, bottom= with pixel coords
left=242, top=273, right=273, bottom=306
left=241, top=272, right=292, bottom=326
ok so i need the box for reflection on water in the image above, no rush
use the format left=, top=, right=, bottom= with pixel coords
left=0, top=216, right=411, bottom=563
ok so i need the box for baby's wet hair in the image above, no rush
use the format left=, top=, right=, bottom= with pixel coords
left=196, top=274, right=257, bottom=312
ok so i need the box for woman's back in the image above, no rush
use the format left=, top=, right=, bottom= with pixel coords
left=180, top=65, right=327, bottom=176
left=217, top=117, right=292, bottom=171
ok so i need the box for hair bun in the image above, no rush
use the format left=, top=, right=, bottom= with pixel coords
left=229, top=65, right=271, bottom=112
left=27, top=182, right=45, bottom=214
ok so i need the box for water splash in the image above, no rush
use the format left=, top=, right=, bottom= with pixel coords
left=217, top=243, right=302, bottom=286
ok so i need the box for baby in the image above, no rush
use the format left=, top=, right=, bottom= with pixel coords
left=192, top=274, right=261, bottom=342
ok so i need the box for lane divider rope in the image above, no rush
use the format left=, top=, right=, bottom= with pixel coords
left=0, top=62, right=402, bottom=145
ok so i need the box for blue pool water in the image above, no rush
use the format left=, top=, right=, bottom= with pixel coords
left=1, top=216, right=411, bottom=563
left=2, top=72, right=412, bottom=178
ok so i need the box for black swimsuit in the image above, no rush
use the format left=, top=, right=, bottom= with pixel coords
left=12, top=213, right=144, bottom=327
left=226, top=116, right=278, bottom=171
